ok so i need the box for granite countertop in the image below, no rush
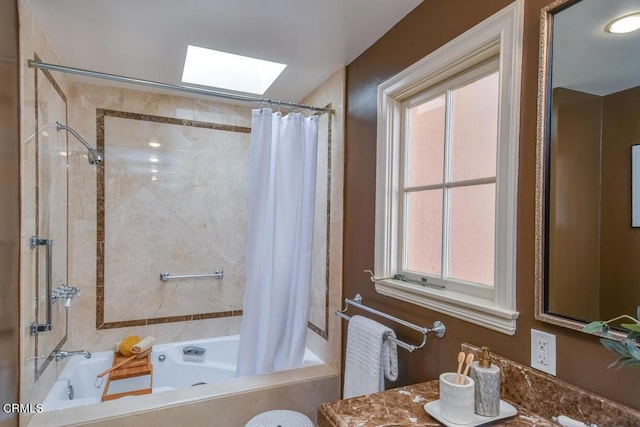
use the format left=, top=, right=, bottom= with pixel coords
left=318, top=380, right=555, bottom=427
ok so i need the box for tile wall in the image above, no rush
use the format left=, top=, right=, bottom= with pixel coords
left=19, top=3, right=345, bottom=422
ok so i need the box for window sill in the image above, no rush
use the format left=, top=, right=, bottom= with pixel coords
left=374, top=279, right=519, bottom=335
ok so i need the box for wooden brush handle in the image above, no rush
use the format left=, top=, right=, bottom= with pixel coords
left=459, top=353, right=475, bottom=384
left=97, top=355, right=136, bottom=378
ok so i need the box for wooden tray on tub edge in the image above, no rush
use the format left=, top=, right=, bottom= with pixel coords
left=102, top=352, right=153, bottom=402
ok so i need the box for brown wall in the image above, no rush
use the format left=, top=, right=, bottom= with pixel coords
left=0, top=0, right=20, bottom=426
left=600, top=85, right=640, bottom=321
left=548, top=88, right=601, bottom=321
left=344, top=0, right=640, bottom=410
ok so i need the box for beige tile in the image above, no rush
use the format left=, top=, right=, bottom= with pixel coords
left=193, top=99, right=252, bottom=127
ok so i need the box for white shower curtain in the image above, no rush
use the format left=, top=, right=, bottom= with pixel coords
left=236, top=108, right=319, bottom=376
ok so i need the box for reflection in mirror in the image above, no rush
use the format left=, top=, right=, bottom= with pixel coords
left=535, top=0, right=640, bottom=334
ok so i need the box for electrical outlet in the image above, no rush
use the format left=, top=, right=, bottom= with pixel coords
left=531, top=329, right=556, bottom=375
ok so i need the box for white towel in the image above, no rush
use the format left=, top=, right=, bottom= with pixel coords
left=343, top=315, right=398, bottom=398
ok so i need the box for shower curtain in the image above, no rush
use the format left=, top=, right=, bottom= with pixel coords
left=236, top=108, right=319, bottom=376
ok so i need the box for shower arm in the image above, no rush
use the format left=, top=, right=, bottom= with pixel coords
left=56, top=122, right=93, bottom=151
left=55, top=122, right=103, bottom=165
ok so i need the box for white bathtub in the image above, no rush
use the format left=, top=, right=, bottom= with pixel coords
left=42, top=335, right=322, bottom=412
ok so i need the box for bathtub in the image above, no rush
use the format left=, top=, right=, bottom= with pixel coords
left=42, top=335, right=323, bottom=412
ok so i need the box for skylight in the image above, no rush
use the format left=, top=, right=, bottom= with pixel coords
left=181, top=45, right=287, bottom=95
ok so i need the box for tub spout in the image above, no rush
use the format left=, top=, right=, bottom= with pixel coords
left=52, top=349, right=92, bottom=361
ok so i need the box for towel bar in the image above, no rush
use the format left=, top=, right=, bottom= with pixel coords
left=159, top=269, right=224, bottom=282
left=335, top=294, right=446, bottom=352
left=30, top=237, right=53, bottom=335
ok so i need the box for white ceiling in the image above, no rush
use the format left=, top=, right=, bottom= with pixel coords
left=25, top=0, right=423, bottom=103
left=552, top=0, right=640, bottom=96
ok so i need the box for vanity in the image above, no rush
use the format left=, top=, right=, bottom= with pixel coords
left=318, top=381, right=550, bottom=426
left=318, top=344, right=640, bottom=426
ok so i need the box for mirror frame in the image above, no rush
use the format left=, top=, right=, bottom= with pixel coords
left=533, top=0, right=626, bottom=339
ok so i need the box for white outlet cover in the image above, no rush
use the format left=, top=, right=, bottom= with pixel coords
left=531, top=329, right=556, bottom=376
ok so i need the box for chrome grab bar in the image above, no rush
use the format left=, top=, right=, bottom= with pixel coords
left=160, top=269, right=224, bottom=282
left=336, top=293, right=446, bottom=352
left=30, top=236, right=53, bottom=335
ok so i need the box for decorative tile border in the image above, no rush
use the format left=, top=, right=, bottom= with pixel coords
left=95, top=109, right=250, bottom=330
left=308, top=103, right=333, bottom=341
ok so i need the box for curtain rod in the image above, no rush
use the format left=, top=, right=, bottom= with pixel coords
left=28, top=60, right=330, bottom=114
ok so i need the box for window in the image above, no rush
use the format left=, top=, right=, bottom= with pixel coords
left=374, top=2, right=523, bottom=335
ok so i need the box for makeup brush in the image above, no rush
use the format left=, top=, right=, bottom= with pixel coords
left=458, top=353, right=475, bottom=385
left=454, top=351, right=465, bottom=385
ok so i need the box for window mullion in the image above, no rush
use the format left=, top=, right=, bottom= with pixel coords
left=399, top=105, right=411, bottom=273
left=442, top=89, right=453, bottom=281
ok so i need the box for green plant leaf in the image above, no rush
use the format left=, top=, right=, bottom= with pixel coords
left=583, top=321, right=605, bottom=334
left=625, top=339, right=640, bottom=360
left=600, top=338, right=629, bottom=357
left=621, top=323, right=640, bottom=332
left=624, top=359, right=640, bottom=367
left=608, top=357, right=640, bottom=370
left=608, top=356, right=631, bottom=370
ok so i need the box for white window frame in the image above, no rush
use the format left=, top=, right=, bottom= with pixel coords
left=400, top=59, right=499, bottom=301
left=374, top=1, right=523, bottom=335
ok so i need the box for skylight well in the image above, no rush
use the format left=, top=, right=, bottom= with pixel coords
left=181, top=45, right=287, bottom=95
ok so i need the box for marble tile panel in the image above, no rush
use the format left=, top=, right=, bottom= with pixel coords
left=122, top=90, right=195, bottom=120
left=193, top=99, right=252, bottom=127
left=69, top=314, right=243, bottom=353
left=66, top=84, right=253, bottom=350
left=100, top=115, right=249, bottom=323
left=69, top=82, right=124, bottom=113
left=67, top=156, right=98, bottom=221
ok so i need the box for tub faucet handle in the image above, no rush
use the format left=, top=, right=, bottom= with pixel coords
left=183, top=345, right=206, bottom=356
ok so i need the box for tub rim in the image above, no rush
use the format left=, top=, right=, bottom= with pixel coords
left=30, top=363, right=338, bottom=427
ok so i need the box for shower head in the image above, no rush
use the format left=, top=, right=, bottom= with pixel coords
left=55, top=121, right=103, bottom=165
left=87, top=148, right=103, bottom=166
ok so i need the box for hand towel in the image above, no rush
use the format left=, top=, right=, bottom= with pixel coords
left=343, top=315, right=398, bottom=398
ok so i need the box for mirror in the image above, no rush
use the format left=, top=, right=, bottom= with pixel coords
left=535, top=0, right=640, bottom=333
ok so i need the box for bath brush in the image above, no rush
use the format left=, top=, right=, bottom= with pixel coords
left=119, top=335, right=141, bottom=357
left=97, top=348, right=152, bottom=378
